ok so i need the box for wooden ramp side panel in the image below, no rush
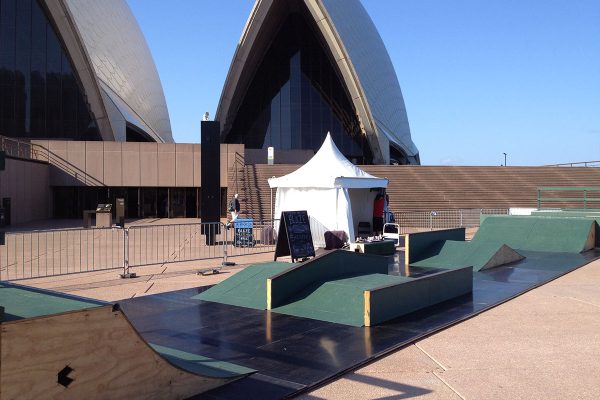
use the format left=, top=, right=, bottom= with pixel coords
left=0, top=305, right=234, bottom=400
left=405, top=228, right=466, bottom=268
left=480, top=244, right=525, bottom=270
left=365, top=267, right=473, bottom=327
left=267, top=250, right=389, bottom=309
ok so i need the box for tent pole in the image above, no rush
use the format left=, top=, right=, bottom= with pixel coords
left=270, top=178, right=274, bottom=228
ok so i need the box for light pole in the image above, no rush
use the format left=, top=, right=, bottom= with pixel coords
left=503, top=152, right=507, bottom=167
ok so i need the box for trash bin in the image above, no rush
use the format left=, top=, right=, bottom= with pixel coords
left=95, top=204, right=112, bottom=227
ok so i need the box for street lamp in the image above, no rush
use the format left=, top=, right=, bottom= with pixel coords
left=503, top=153, right=507, bottom=167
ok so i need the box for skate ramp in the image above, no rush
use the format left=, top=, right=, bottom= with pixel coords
left=272, top=267, right=472, bottom=326
left=194, top=261, right=293, bottom=309
left=0, top=282, right=253, bottom=399
left=475, top=216, right=595, bottom=253
left=196, top=251, right=472, bottom=327
left=410, top=216, right=595, bottom=271
left=411, top=240, right=524, bottom=271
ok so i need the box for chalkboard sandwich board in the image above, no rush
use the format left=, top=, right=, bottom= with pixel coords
left=274, top=211, right=315, bottom=262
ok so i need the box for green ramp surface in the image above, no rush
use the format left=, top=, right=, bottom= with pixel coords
left=268, top=250, right=389, bottom=309
left=474, top=216, right=594, bottom=253
left=0, top=282, right=106, bottom=321
left=272, top=274, right=410, bottom=326
left=411, top=216, right=594, bottom=271
left=192, top=262, right=293, bottom=309
left=411, top=240, right=523, bottom=271
left=150, top=344, right=255, bottom=379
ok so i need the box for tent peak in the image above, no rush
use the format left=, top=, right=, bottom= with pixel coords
left=268, top=134, right=388, bottom=189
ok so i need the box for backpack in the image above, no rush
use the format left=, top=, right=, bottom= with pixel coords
left=228, top=199, right=235, bottom=212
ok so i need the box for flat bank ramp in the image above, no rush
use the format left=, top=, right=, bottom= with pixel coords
left=194, top=252, right=390, bottom=311
left=269, top=265, right=472, bottom=327
left=412, top=216, right=595, bottom=270
left=412, top=240, right=524, bottom=271
left=196, top=251, right=472, bottom=327
left=475, top=216, right=595, bottom=253
left=193, top=262, right=293, bottom=309
left=0, top=282, right=253, bottom=400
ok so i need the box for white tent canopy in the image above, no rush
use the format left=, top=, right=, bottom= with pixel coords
left=268, top=133, right=388, bottom=248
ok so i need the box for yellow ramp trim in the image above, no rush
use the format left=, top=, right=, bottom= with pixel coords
left=267, top=279, right=272, bottom=310
left=363, top=291, right=371, bottom=327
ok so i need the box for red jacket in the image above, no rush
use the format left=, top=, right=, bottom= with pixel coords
left=373, top=196, right=384, bottom=217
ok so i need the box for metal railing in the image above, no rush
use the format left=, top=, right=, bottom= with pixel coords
left=392, top=208, right=509, bottom=233
left=225, top=219, right=278, bottom=258
left=0, top=227, right=123, bottom=280
left=1, top=210, right=507, bottom=281
left=126, top=222, right=225, bottom=268
left=0, top=134, right=50, bottom=162
left=1, top=221, right=279, bottom=281
left=537, top=187, right=600, bottom=210
left=544, top=160, right=600, bottom=167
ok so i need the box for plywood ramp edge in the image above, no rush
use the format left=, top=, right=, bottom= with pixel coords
left=363, top=291, right=371, bottom=327
left=0, top=304, right=239, bottom=400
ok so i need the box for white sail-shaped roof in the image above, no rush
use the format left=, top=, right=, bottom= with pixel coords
left=269, top=133, right=388, bottom=189
left=217, top=0, right=419, bottom=164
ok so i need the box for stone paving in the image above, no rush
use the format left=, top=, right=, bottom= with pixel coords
left=5, top=218, right=600, bottom=399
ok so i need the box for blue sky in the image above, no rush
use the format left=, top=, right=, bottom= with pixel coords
left=127, top=0, right=600, bottom=166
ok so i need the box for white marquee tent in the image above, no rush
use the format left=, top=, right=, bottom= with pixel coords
left=268, top=133, right=388, bottom=248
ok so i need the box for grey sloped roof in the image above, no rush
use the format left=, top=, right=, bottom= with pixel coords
left=64, top=0, right=173, bottom=143
left=216, top=0, right=418, bottom=163
left=321, top=0, right=418, bottom=157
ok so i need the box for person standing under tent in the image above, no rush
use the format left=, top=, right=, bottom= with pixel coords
left=384, top=193, right=394, bottom=224
left=373, top=191, right=385, bottom=235
left=226, top=193, right=240, bottom=228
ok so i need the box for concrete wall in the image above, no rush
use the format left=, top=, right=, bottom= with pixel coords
left=31, top=141, right=244, bottom=188
left=244, top=148, right=314, bottom=165
left=0, top=157, right=51, bottom=225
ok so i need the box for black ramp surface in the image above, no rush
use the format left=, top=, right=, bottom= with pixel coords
left=119, top=249, right=600, bottom=399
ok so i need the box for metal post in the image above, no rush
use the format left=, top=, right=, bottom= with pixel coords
left=537, top=189, right=541, bottom=210
left=222, top=222, right=235, bottom=266
left=120, top=227, right=136, bottom=278
left=271, top=176, right=276, bottom=229
left=584, top=189, right=587, bottom=210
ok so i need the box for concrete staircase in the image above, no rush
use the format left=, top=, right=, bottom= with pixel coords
left=229, top=164, right=600, bottom=220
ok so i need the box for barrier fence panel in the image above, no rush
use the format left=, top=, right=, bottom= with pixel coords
left=1, top=210, right=510, bottom=281
left=126, top=222, right=225, bottom=268
left=225, top=220, right=279, bottom=257
left=393, top=208, right=509, bottom=233
left=0, top=227, right=124, bottom=281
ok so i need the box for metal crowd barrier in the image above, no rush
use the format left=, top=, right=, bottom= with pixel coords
left=0, top=210, right=507, bottom=281
left=0, top=220, right=280, bottom=281
left=0, top=227, right=124, bottom=280
left=125, top=222, right=225, bottom=268
left=392, top=208, right=509, bottom=233
left=225, top=219, right=279, bottom=258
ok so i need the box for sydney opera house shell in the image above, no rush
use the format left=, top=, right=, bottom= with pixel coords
left=217, top=0, right=420, bottom=165
left=0, top=0, right=172, bottom=143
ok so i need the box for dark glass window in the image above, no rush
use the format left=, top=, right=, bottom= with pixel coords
left=225, top=8, right=373, bottom=164
left=0, top=0, right=100, bottom=140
